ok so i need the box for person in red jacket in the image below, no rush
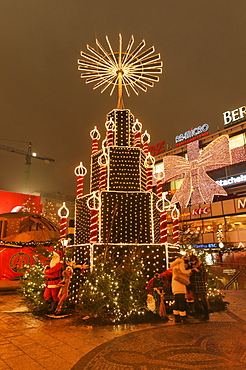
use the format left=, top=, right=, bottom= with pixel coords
left=44, top=251, right=63, bottom=311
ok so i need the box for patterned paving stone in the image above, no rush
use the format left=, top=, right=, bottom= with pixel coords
left=72, top=322, right=246, bottom=370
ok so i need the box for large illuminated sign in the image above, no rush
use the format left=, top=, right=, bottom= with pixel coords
left=223, top=106, right=246, bottom=126
left=216, top=174, right=246, bottom=187
left=175, top=124, right=209, bottom=146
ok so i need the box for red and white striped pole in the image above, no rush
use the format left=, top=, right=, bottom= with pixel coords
left=105, top=118, right=115, bottom=147
left=90, top=126, right=100, bottom=155
left=87, top=192, right=101, bottom=244
left=156, top=178, right=163, bottom=198
left=74, top=162, right=87, bottom=198
left=141, top=130, right=150, bottom=155
left=144, top=152, right=155, bottom=192
left=156, top=192, right=168, bottom=245
left=98, top=151, right=108, bottom=191
left=172, top=205, right=180, bottom=245
left=132, top=119, right=142, bottom=148
left=58, top=202, right=69, bottom=239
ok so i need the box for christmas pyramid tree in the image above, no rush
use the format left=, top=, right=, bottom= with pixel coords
left=71, top=36, right=179, bottom=299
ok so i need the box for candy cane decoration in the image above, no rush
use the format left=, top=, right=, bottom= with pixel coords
left=105, top=118, right=115, bottom=147
left=154, top=171, right=167, bottom=243
left=141, top=130, right=150, bottom=155
left=74, top=162, right=87, bottom=198
left=156, top=193, right=170, bottom=245
left=132, top=119, right=142, bottom=148
left=58, top=202, right=69, bottom=239
left=144, top=152, right=155, bottom=192
left=90, top=126, right=100, bottom=154
left=171, top=204, right=180, bottom=245
left=87, top=192, right=101, bottom=244
left=98, top=151, right=109, bottom=191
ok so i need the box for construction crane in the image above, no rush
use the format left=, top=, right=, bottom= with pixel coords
left=0, top=141, right=55, bottom=193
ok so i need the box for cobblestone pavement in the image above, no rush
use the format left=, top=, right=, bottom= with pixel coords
left=0, top=290, right=245, bottom=370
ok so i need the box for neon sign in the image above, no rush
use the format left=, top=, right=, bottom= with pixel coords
left=223, top=106, right=246, bottom=126
left=216, top=174, right=246, bottom=187
left=149, top=141, right=165, bottom=156
left=194, top=243, right=217, bottom=249
left=192, top=207, right=210, bottom=215
left=175, top=124, right=209, bottom=146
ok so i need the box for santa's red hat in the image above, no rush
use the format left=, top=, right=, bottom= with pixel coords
left=53, top=250, right=63, bottom=260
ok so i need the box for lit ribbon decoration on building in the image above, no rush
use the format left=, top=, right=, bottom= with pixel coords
left=87, top=192, right=101, bottom=244
left=74, top=162, right=87, bottom=198
left=132, top=119, right=142, bottom=148
left=163, top=135, right=232, bottom=208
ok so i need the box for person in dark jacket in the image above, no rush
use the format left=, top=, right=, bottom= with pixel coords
left=189, top=255, right=209, bottom=321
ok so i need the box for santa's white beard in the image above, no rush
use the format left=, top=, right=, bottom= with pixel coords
left=50, top=257, right=60, bottom=268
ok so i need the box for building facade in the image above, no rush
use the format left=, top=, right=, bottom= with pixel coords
left=154, top=105, right=246, bottom=252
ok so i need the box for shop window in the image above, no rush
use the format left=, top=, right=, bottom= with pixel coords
left=170, top=178, right=184, bottom=191
left=203, top=218, right=225, bottom=233
left=225, top=215, right=246, bottom=231
left=229, top=133, right=245, bottom=149
left=187, top=220, right=203, bottom=233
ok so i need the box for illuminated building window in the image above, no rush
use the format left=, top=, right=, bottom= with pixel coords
left=229, top=133, right=245, bottom=149
left=225, top=214, right=246, bottom=231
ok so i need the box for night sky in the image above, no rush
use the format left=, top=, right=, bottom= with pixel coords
left=1, top=1, right=246, bottom=197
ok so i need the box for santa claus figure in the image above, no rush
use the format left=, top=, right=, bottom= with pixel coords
left=44, top=251, right=63, bottom=311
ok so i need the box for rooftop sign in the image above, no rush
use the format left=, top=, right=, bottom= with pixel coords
left=175, top=124, right=209, bottom=146
left=223, top=106, right=246, bottom=126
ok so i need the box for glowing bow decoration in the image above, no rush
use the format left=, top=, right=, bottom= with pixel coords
left=163, top=135, right=232, bottom=207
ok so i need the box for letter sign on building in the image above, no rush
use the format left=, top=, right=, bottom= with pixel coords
left=238, top=198, right=246, bottom=209
left=192, top=207, right=210, bottom=215
left=223, top=106, right=246, bottom=126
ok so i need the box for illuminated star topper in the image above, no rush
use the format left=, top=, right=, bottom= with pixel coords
left=78, top=34, right=163, bottom=108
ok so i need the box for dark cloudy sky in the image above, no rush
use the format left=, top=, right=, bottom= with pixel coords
left=1, top=0, right=246, bottom=197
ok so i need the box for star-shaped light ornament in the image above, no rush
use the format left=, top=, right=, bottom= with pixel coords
left=163, top=135, right=232, bottom=208
left=78, top=34, right=163, bottom=108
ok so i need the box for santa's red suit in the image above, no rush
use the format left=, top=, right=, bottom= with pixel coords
left=44, top=252, right=63, bottom=302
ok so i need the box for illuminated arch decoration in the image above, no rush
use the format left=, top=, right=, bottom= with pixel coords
left=163, top=135, right=232, bottom=208
left=78, top=34, right=163, bottom=108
